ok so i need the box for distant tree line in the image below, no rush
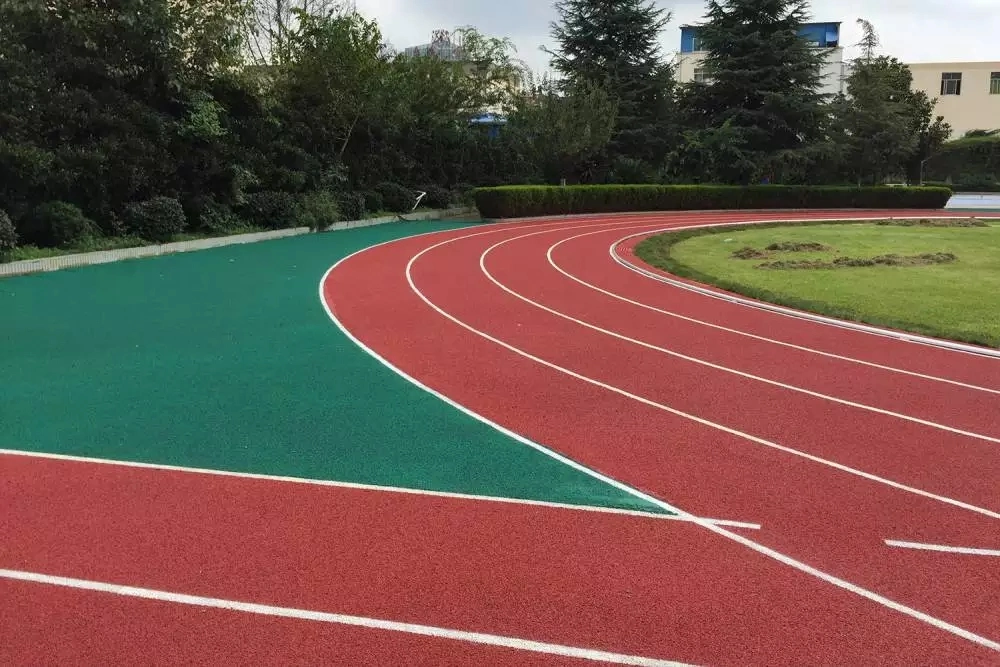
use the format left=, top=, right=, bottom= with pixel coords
left=0, top=0, right=956, bottom=255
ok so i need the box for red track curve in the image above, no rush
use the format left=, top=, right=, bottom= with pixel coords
left=5, top=211, right=997, bottom=665
left=323, top=210, right=1000, bottom=664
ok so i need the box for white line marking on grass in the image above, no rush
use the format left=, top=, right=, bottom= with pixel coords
left=0, top=568, right=692, bottom=666
left=0, top=449, right=757, bottom=529
left=543, top=227, right=1000, bottom=396
left=396, top=223, right=1000, bottom=652
left=885, top=540, right=1000, bottom=557
left=479, top=225, right=1000, bottom=446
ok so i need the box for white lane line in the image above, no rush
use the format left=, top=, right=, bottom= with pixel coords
left=609, top=223, right=1000, bottom=360
left=0, top=568, right=691, bottom=666
left=482, top=225, right=1000, bottom=447
left=0, top=449, right=757, bottom=529
left=885, top=541, right=1000, bottom=557
left=478, top=225, right=1000, bottom=516
left=544, top=227, right=1000, bottom=396
left=395, top=224, right=1000, bottom=652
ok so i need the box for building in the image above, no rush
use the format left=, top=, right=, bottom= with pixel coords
left=907, top=62, right=1000, bottom=138
left=401, top=29, right=524, bottom=119
left=674, top=22, right=849, bottom=97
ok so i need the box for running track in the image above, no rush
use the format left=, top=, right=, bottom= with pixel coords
left=4, top=210, right=999, bottom=665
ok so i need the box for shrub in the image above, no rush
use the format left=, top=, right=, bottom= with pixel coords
left=362, top=190, right=383, bottom=215
left=24, top=201, right=98, bottom=247
left=198, top=201, right=249, bottom=234
left=124, top=196, right=188, bottom=242
left=472, top=185, right=954, bottom=219
left=420, top=184, right=453, bottom=209
left=376, top=182, right=416, bottom=213
left=336, top=191, right=366, bottom=222
left=0, top=209, right=17, bottom=254
left=299, top=190, right=339, bottom=231
left=453, top=183, right=476, bottom=207
left=239, top=191, right=300, bottom=230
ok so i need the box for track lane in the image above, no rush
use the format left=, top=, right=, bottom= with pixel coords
left=549, top=227, right=1000, bottom=430
left=322, top=219, right=1000, bottom=648
left=5, top=453, right=983, bottom=665
left=1, top=579, right=599, bottom=667
left=471, top=227, right=1000, bottom=508
left=612, top=233, right=1000, bottom=388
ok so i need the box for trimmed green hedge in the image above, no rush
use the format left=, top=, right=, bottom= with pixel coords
left=473, top=185, right=953, bottom=219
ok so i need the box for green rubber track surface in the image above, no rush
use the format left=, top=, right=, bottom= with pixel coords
left=2, top=221, right=663, bottom=513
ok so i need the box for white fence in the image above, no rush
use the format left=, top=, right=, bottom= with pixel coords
left=0, top=207, right=475, bottom=279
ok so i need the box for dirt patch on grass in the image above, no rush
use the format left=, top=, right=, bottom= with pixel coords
left=765, top=241, right=833, bottom=252
left=758, top=252, right=957, bottom=270
left=732, top=241, right=833, bottom=260
left=876, top=217, right=988, bottom=227
left=731, top=246, right=770, bottom=259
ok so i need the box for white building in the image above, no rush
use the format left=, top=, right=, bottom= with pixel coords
left=674, top=22, right=849, bottom=97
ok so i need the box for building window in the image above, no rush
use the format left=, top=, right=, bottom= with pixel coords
left=941, top=72, right=962, bottom=96
left=691, top=37, right=704, bottom=51
left=991, top=72, right=1000, bottom=95
left=693, top=67, right=711, bottom=83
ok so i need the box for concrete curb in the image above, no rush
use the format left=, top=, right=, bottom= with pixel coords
left=0, top=207, right=477, bottom=279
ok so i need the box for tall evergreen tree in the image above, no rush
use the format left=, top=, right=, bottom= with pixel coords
left=546, top=0, right=676, bottom=171
left=677, top=0, right=829, bottom=183
left=832, top=19, right=951, bottom=184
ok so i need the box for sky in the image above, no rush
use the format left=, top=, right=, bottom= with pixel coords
left=352, top=0, right=999, bottom=75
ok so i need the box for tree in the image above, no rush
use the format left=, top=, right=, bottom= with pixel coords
left=507, top=76, right=618, bottom=184
left=547, top=0, right=677, bottom=169
left=678, top=0, right=829, bottom=184
left=834, top=20, right=951, bottom=184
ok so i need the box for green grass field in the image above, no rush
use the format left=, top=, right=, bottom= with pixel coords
left=636, top=220, right=1000, bottom=348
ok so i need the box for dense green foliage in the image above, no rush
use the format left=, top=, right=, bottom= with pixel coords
left=473, top=185, right=952, bottom=218
left=0, top=0, right=964, bottom=256
left=924, top=136, right=1000, bottom=189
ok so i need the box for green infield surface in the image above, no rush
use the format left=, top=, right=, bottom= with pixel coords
left=2, top=221, right=663, bottom=513
left=637, top=219, right=1000, bottom=348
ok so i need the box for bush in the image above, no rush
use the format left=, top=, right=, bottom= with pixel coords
left=239, top=191, right=300, bottom=230
left=198, top=201, right=249, bottom=234
left=420, top=184, right=453, bottom=209
left=472, top=185, right=954, bottom=219
left=23, top=201, right=98, bottom=247
left=361, top=190, right=383, bottom=214
left=376, top=182, right=416, bottom=213
left=453, top=183, right=476, bottom=207
left=0, top=209, right=17, bottom=254
left=124, top=196, right=188, bottom=242
left=337, top=191, right=366, bottom=222
left=299, top=190, right=339, bottom=231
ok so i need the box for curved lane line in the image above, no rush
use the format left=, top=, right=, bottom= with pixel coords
left=398, top=222, right=1000, bottom=651
left=319, top=215, right=699, bottom=518
left=474, top=222, right=1000, bottom=516
left=609, top=223, right=1000, bottom=360
left=480, top=223, right=1000, bottom=444
left=547, top=227, right=1000, bottom=395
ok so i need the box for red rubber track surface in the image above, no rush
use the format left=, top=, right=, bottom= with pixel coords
left=7, top=454, right=982, bottom=666
left=322, top=210, right=1000, bottom=664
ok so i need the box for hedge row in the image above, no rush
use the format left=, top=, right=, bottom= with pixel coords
left=472, top=185, right=953, bottom=219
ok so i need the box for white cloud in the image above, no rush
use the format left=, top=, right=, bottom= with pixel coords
left=353, top=0, right=999, bottom=74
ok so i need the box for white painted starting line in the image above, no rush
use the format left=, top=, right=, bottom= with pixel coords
left=885, top=540, right=1000, bottom=557
left=0, top=568, right=692, bottom=666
